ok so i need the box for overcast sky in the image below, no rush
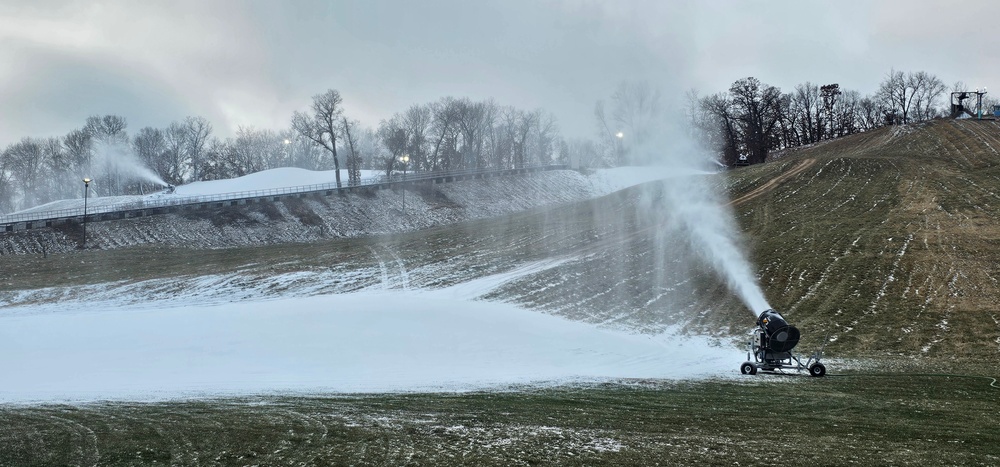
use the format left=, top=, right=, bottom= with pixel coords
left=2, top=0, right=999, bottom=148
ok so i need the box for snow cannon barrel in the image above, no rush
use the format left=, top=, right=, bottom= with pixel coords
left=756, top=309, right=800, bottom=352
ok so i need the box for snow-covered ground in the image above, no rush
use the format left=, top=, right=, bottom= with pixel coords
left=1, top=165, right=742, bottom=403
left=8, top=165, right=701, bottom=216
left=9, top=168, right=385, bottom=215
left=0, top=258, right=740, bottom=403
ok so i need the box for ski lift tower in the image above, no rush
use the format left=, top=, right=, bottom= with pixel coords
left=951, top=88, right=988, bottom=119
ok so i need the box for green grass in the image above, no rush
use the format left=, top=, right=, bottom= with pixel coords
left=1, top=364, right=997, bottom=466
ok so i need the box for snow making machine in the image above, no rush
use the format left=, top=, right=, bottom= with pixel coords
left=741, top=309, right=826, bottom=377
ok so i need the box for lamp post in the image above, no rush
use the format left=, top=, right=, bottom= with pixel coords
left=284, top=138, right=292, bottom=165
left=82, top=178, right=91, bottom=248
left=400, top=154, right=410, bottom=214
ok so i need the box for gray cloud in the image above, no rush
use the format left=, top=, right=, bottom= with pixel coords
left=2, top=0, right=999, bottom=148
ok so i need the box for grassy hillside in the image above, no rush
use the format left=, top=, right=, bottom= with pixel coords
left=737, top=120, right=1000, bottom=359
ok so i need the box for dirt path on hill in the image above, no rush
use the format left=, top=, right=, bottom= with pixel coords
left=727, top=158, right=817, bottom=207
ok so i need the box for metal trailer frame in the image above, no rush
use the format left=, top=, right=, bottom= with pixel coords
left=741, top=332, right=826, bottom=377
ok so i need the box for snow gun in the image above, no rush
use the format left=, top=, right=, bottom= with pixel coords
left=740, top=309, right=826, bottom=377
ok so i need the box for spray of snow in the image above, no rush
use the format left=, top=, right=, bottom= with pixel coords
left=633, top=122, right=771, bottom=316
left=91, top=141, right=169, bottom=192
left=659, top=174, right=771, bottom=315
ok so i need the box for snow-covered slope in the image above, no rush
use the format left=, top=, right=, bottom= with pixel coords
left=10, top=168, right=384, bottom=215
left=1, top=167, right=675, bottom=255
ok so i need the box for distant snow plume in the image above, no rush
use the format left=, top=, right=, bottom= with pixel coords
left=89, top=141, right=169, bottom=196
left=634, top=119, right=771, bottom=316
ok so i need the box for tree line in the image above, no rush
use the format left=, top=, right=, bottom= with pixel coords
left=1, top=68, right=987, bottom=213
left=0, top=92, right=563, bottom=213
left=686, top=69, right=980, bottom=166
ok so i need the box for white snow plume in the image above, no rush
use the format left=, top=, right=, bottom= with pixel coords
left=91, top=141, right=169, bottom=191
left=633, top=121, right=771, bottom=316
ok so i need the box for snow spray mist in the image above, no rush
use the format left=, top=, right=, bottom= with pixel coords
left=635, top=127, right=771, bottom=316
left=658, top=174, right=771, bottom=314
left=92, top=142, right=170, bottom=189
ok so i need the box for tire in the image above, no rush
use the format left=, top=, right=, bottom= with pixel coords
left=741, top=362, right=758, bottom=375
left=809, top=363, right=826, bottom=377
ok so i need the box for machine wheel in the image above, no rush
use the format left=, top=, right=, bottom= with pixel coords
left=740, top=362, right=758, bottom=375
left=809, top=363, right=826, bottom=377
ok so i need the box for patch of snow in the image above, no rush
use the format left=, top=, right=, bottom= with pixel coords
left=0, top=290, right=741, bottom=403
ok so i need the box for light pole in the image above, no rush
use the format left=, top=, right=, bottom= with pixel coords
left=284, top=138, right=292, bottom=164
left=400, top=154, right=410, bottom=214
left=82, top=178, right=91, bottom=248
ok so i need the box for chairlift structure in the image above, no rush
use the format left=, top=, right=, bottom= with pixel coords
left=951, top=88, right=988, bottom=119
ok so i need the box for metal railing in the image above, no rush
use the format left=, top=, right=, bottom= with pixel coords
left=0, top=164, right=567, bottom=229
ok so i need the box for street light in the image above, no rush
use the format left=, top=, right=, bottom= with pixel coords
left=82, top=178, right=91, bottom=248
left=400, top=154, right=410, bottom=214
left=283, top=138, right=292, bottom=165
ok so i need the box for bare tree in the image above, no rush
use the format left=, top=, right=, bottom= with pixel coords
left=198, top=137, right=228, bottom=181
left=37, top=137, right=70, bottom=201
left=700, top=92, right=741, bottom=166
left=84, top=115, right=128, bottom=145
left=609, top=81, right=662, bottom=149
left=273, top=130, right=297, bottom=169
left=790, top=82, right=822, bottom=144
left=512, top=109, right=535, bottom=168
left=455, top=98, right=488, bottom=169
left=857, top=95, right=886, bottom=131
left=683, top=89, right=704, bottom=139
left=64, top=129, right=93, bottom=177
left=341, top=117, right=363, bottom=185
left=402, top=104, right=432, bottom=171
left=878, top=69, right=916, bottom=124
left=529, top=110, right=558, bottom=166
left=377, top=116, right=408, bottom=178
left=593, top=100, right=620, bottom=166
left=428, top=97, right=461, bottom=170
left=5, top=138, right=46, bottom=208
left=222, top=126, right=277, bottom=177
left=909, top=71, right=946, bottom=121
left=0, top=148, right=15, bottom=213
left=833, top=90, right=862, bottom=137
left=183, top=116, right=213, bottom=181
left=729, top=77, right=784, bottom=164
left=292, top=89, right=345, bottom=187
left=162, top=122, right=188, bottom=184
